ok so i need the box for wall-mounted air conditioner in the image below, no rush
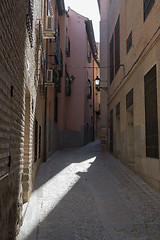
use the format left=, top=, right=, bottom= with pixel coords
left=46, top=16, right=54, bottom=31
left=46, top=69, right=53, bottom=83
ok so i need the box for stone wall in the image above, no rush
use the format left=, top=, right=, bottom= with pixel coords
left=100, top=0, right=160, bottom=191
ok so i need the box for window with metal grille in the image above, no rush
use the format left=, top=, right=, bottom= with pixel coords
left=87, top=41, right=92, bottom=63
left=110, top=109, right=113, bottom=152
left=66, top=37, right=70, bottom=57
left=144, top=65, right=159, bottom=158
left=116, top=102, right=120, bottom=118
left=126, top=31, right=132, bottom=54
left=115, top=16, right=120, bottom=75
left=65, top=64, right=71, bottom=96
left=144, top=0, right=155, bottom=21
left=39, top=126, right=41, bottom=159
left=34, top=119, right=38, bottom=162
left=60, top=48, right=63, bottom=77
left=110, top=35, right=114, bottom=84
left=55, top=94, right=58, bottom=122
left=56, top=23, right=60, bottom=63
left=109, top=16, right=120, bottom=84
left=126, top=89, right=133, bottom=109
left=26, top=0, right=34, bottom=47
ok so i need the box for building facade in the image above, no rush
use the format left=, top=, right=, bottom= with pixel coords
left=99, top=0, right=160, bottom=191
left=57, top=8, right=98, bottom=148
left=0, top=0, right=45, bottom=239
left=0, top=0, right=99, bottom=238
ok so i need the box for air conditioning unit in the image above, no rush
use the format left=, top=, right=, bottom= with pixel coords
left=46, top=16, right=54, bottom=31
left=46, top=69, right=53, bottom=83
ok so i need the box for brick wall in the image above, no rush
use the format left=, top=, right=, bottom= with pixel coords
left=0, top=0, right=26, bottom=239
left=0, top=0, right=45, bottom=239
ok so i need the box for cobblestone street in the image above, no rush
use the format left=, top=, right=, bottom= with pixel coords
left=17, top=141, right=160, bottom=240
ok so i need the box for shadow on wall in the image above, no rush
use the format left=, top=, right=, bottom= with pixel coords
left=0, top=1, right=27, bottom=240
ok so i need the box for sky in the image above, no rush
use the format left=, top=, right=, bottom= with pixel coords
left=64, top=0, right=100, bottom=42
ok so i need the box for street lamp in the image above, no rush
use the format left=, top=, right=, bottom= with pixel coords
left=94, top=76, right=107, bottom=91
left=95, top=76, right=100, bottom=87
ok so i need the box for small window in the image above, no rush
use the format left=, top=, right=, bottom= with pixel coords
left=39, top=126, right=41, bottom=159
left=60, top=48, right=63, bottom=77
left=87, top=42, right=92, bottom=63
left=116, top=102, right=120, bottom=118
left=34, top=119, right=38, bottom=162
left=126, top=31, right=132, bottom=54
left=126, top=89, right=133, bottom=109
left=66, top=37, right=70, bottom=57
left=110, top=35, right=114, bottom=84
left=110, top=110, right=113, bottom=152
left=144, top=0, right=155, bottom=21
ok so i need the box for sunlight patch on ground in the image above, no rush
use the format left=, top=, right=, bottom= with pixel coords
left=19, top=157, right=96, bottom=239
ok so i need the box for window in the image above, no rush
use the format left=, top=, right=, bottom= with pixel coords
left=87, top=42, right=91, bottom=63
left=66, top=37, right=70, bottom=57
left=109, top=16, right=120, bottom=83
left=26, top=0, right=34, bottom=47
left=110, top=109, right=113, bottom=152
left=65, top=64, right=71, bottom=96
left=110, top=35, right=114, bottom=83
left=126, top=31, right=132, bottom=54
left=126, top=88, right=133, bottom=109
left=87, top=79, right=92, bottom=99
left=56, top=23, right=60, bottom=63
left=144, top=65, right=159, bottom=158
left=34, top=119, right=38, bottom=162
left=39, top=126, right=41, bottom=158
left=60, top=48, right=63, bottom=77
left=144, top=0, right=155, bottom=21
left=116, top=102, right=120, bottom=118
left=115, top=16, right=120, bottom=75
left=55, top=94, right=58, bottom=122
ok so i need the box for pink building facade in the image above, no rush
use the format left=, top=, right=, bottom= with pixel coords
left=56, top=8, right=98, bottom=148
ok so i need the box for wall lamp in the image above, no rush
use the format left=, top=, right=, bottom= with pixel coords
left=94, top=76, right=108, bottom=91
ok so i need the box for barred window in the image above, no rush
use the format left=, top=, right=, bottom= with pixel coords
left=39, top=126, right=41, bottom=159
left=109, top=16, right=120, bottom=84
left=144, top=65, right=159, bottom=158
left=56, top=23, right=60, bottom=63
left=116, top=102, right=120, bottom=118
left=34, top=119, right=38, bottom=162
left=65, top=64, right=71, bottom=96
left=26, top=0, right=34, bottom=47
left=115, top=16, right=120, bottom=75
left=110, top=35, right=114, bottom=84
left=59, top=48, right=63, bottom=77
left=144, top=0, right=155, bottom=21
left=87, top=42, right=91, bottom=63
left=126, top=89, right=133, bottom=110
left=110, top=109, right=113, bottom=152
left=66, top=37, right=70, bottom=57
left=126, top=31, right=132, bottom=54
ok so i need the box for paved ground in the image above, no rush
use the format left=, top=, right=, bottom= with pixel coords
left=17, top=141, right=160, bottom=240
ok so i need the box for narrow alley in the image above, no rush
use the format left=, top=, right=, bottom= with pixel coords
left=17, top=141, right=160, bottom=240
